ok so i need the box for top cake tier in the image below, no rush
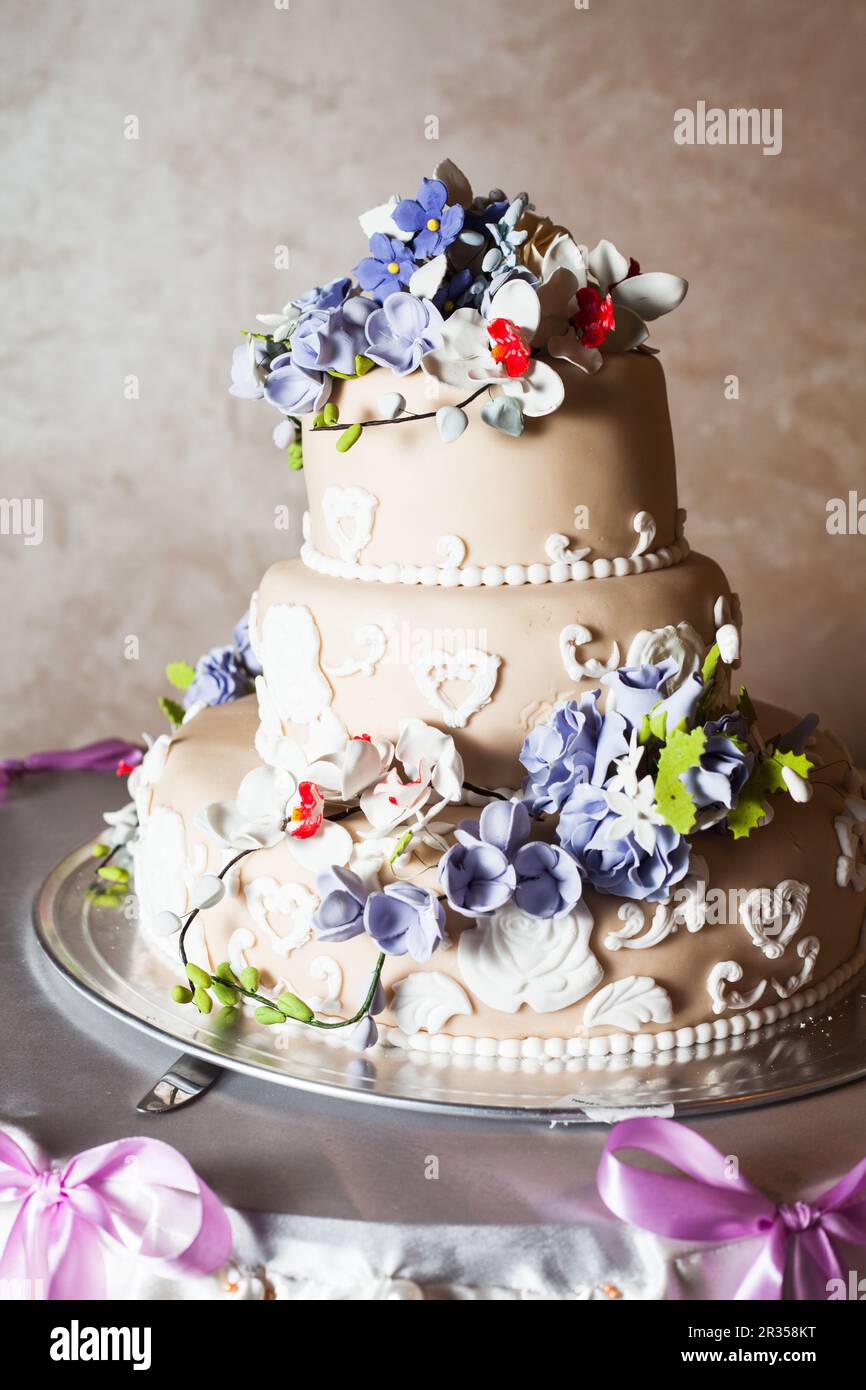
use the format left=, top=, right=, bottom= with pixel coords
left=301, top=353, right=681, bottom=585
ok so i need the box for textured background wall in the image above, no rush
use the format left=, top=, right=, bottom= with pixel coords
left=2, top=0, right=865, bottom=760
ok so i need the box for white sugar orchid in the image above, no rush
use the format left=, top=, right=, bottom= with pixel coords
left=421, top=279, right=565, bottom=417
left=198, top=758, right=354, bottom=872
left=360, top=718, right=464, bottom=832
left=588, top=239, right=688, bottom=322
left=254, top=681, right=393, bottom=803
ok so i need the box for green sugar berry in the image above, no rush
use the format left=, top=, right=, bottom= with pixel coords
left=215, top=961, right=240, bottom=986
left=91, top=842, right=111, bottom=857
left=171, top=985, right=193, bottom=1004
left=323, top=402, right=339, bottom=426
left=336, top=422, right=362, bottom=453
left=212, top=980, right=238, bottom=1007
left=186, top=963, right=213, bottom=989
left=277, top=991, right=314, bottom=1023
left=215, top=1005, right=238, bottom=1030
left=255, top=1006, right=286, bottom=1026
left=97, top=865, right=129, bottom=883
left=193, top=987, right=212, bottom=1014
left=240, top=966, right=260, bottom=992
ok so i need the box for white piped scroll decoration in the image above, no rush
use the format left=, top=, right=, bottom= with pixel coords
left=544, top=533, right=591, bottom=564
left=323, top=624, right=390, bottom=679
left=630, top=511, right=656, bottom=558
left=707, top=961, right=767, bottom=1015
left=604, top=855, right=709, bottom=950
left=835, top=796, right=866, bottom=891
left=258, top=603, right=332, bottom=725
left=243, top=878, right=319, bottom=957
left=322, top=485, right=379, bottom=563
left=307, top=956, right=344, bottom=1012
left=738, top=880, right=810, bottom=960
left=436, top=535, right=467, bottom=568
left=390, top=972, right=474, bottom=1034
left=582, top=976, right=673, bottom=1032
left=410, top=647, right=502, bottom=729
left=228, top=927, right=256, bottom=979
left=772, top=937, right=819, bottom=999
left=457, top=900, right=602, bottom=1014
left=559, top=624, right=621, bottom=682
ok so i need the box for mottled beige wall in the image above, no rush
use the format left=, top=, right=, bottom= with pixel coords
left=2, top=0, right=865, bottom=759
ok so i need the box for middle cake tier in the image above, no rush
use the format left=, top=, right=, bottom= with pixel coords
left=252, top=550, right=733, bottom=787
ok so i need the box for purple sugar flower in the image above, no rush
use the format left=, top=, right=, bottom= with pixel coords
left=393, top=178, right=465, bottom=258
left=293, top=277, right=352, bottom=313
left=433, top=266, right=473, bottom=316
left=681, top=717, right=755, bottom=826
left=602, top=661, right=678, bottom=730
left=438, top=840, right=516, bottom=918
left=289, top=299, right=376, bottom=377
left=603, top=662, right=705, bottom=735
left=233, top=610, right=262, bottom=677
left=184, top=645, right=249, bottom=710
left=557, top=783, right=690, bottom=904
left=520, top=694, right=627, bottom=815
left=264, top=354, right=331, bottom=415
left=313, top=867, right=369, bottom=943
left=364, top=292, right=444, bottom=375
left=229, top=342, right=265, bottom=400
left=353, top=234, right=417, bottom=303
left=513, top=841, right=583, bottom=919
left=364, top=883, right=445, bottom=963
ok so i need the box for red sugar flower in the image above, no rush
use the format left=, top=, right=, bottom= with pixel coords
left=487, top=317, right=532, bottom=377
left=290, top=780, right=324, bottom=840
left=572, top=287, right=615, bottom=349
left=115, top=760, right=135, bottom=778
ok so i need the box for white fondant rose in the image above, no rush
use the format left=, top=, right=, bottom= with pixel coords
left=623, top=623, right=705, bottom=698
left=457, top=900, right=602, bottom=1014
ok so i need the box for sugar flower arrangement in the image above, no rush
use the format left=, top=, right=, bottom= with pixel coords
left=125, top=616, right=816, bottom=1050
left=231, top=158, right=688, bottom=461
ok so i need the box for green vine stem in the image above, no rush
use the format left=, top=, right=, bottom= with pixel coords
left=314, top=382, right=490, bottom=432
left=171, top=775, right=508, bottom=1031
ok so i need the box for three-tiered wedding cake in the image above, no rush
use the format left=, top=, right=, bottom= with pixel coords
left=120, top=160, right=866, bottom=1060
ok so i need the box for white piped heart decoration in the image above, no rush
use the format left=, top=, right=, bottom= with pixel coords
left=410, top=647, right=502, bottom=729
left=322, top=485, right=378, bottom=563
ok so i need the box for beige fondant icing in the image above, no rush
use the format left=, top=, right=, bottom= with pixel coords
left=302, top=354, right=679, bottom=571
left=255, top=550, right=730, bottom=785
left=143, top=699, right=866, bottom=1048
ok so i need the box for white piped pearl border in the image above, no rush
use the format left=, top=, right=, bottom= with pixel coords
left=376, top=938, right=866, bottom=1062
left=302, top=526, right=691, bottom=588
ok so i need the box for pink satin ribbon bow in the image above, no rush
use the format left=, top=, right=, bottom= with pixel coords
left=597, top=1117, right=866, bottom=1300
left=0, top=1131, right=232, bottom=1299
left=0, top=739, right=143, bottom=804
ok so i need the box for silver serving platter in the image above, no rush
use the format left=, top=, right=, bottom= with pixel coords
left=34, top=840, right=866, bottom=1122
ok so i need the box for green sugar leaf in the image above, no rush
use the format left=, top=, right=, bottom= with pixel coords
left=701, top=642, right=721, bottom=684
left=654, top=727, right=707, bottom=835
left=165, top=660, right=196, bottom=691
left=737, top=685, right=758, bottom=727
left=158, top=696, right=185, bottom=729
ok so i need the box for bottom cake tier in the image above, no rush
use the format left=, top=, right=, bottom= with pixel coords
left=127, top=698, right=866, bottom=1059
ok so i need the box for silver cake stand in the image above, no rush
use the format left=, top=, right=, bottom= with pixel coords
left=33, top=839, right=866, bottom=1122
